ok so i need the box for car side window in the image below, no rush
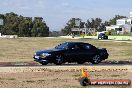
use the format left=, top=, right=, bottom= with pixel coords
left=71, top=44, right=81, bottom=49
left=85, top=45, right=90, bottom=49
left=74, top=45, right=80, bottom=49
left=83, top=44, right=91, bottom=50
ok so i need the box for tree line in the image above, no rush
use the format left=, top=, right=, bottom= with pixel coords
left=0, top=12, right=49, bottom=37
left=0, top=12, right=127, bottom=36
left=61, top=15, right=126, bottom=35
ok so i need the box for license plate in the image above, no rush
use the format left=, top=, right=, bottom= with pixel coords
left=35, top=56, right=39, bottom=59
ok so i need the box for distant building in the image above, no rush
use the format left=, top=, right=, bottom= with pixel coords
left=130, top=12, right=132, bottom=18
left=106, top=12, right=132, bottom=34
left=0, top=33, right=18, bottom=38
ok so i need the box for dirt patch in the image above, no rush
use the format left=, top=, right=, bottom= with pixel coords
left=0, top=66, right=131, bottom=88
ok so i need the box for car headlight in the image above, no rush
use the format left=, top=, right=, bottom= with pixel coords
left=41, top=53, right=51, bottom=56
left=34, top=53, right=37, bottom=56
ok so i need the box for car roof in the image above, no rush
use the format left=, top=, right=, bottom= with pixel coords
left=65, top=42, right=89, bottom=44
left=99, top=33, right=105, bottom=35
left=64, top=42, right=96, bottom=48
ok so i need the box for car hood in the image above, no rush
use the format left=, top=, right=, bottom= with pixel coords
left=97, top=47, right=106, bottom=50
left=35, top=48, right=64, bottom=55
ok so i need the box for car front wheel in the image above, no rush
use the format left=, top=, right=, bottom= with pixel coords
left=40, top=61, right=48, bottom=65
left=91, top=54, right=101, bottom=64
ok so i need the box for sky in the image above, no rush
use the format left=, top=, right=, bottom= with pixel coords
left=0, top=0, right=132, bottom=31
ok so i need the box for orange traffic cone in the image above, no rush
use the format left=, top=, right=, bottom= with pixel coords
left=80, top=68, right=91, bottom=86
left=81, top=68, right=89, bottom=78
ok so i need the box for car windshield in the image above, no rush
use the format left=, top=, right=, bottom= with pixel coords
left=100, top=33, right=105, bottom=35
left=55, top=42, right=69, bottom=49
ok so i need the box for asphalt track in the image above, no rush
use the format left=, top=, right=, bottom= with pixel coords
left=0, top=61, right=131, bottom=73
left=0, top=61, right=132, bottom=67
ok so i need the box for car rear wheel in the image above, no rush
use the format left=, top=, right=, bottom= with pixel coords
left=91, top=54, right=101, bottom=64
left=54, top=55, right=64, bottom=65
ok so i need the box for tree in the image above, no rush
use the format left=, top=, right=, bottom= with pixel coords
left=18, top=16, right=33, bottom=37
left=31, top=17, right=49, bottom=37
left=109, top=15, right=127, bottom=25
left=101, top=21, right=110, bottom=31
left=61, top=18, right=85, bottom=35
left=85, top=18, right=103, bottom=32
left=2, top=12, right=19, bottom=35
left=0, top=14, right=5, bottom=32
left=0, top=12, right=49, bottom=37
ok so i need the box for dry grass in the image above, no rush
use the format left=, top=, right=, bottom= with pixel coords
left=0, top=37, right=131, bottom=62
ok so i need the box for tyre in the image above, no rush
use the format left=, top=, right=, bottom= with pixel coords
left=40, top=61, right=48, bottom=65
left=80, top=77, right=90, bottom=86
left=106, top=36, right=108, bottom=39
left=91, top=54, right=101, bottom=64
left=54, top=55, right=64, bottom=65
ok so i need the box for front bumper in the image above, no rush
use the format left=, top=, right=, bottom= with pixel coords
left=34, top=56, right=49, bottom=63
left=101, top=53, right=109, bottom=60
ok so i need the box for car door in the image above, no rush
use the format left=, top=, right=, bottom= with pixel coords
left=82, top=44, right=97, bottom=60
left=64, top=43, right=83, bottom=62
left=69, top=43, right=89, bottom=62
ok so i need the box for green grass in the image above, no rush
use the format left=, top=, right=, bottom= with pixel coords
left=0, top=37, right=131, bottom=62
